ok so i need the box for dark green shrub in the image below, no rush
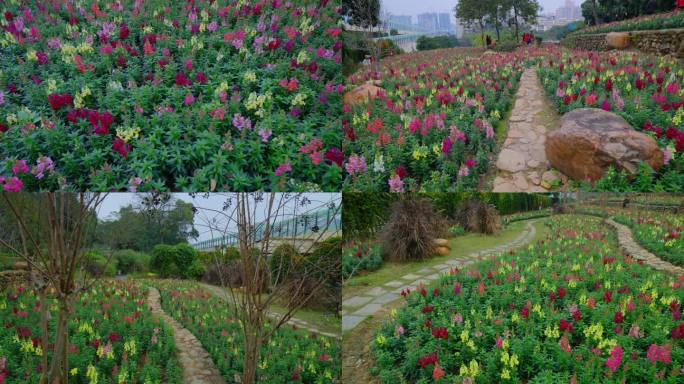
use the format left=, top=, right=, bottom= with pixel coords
left=269, top=243, right=301, bottom=285
left=81, top=251, right=116, bottom=277
left=113, top=249, right=149, bottom=275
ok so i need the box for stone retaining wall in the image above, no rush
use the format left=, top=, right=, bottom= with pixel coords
left=562, top=28, right=684, bottom=58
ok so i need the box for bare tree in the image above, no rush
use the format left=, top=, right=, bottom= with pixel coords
left=194, top=193, right=341, bottom=384
left=0, top=192, right=107, bottom=384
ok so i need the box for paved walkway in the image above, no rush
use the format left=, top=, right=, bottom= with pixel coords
left=493, top=68, right=562, bottom=192
left=201, top=283, right=341, bottom=339
left=342, top=220, right=537, bottom=332
left=147, top=287, right=226, bottom=384
left=605, top=219, right=684, bottom=275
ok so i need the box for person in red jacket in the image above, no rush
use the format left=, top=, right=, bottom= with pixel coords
left=678, top=0, right=684, bottom=9
left=522, top=32, right=531, bottom=45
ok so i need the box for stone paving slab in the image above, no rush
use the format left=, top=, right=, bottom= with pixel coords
left=343, top=295, right=373, bottom=308
left=342, top=221, right=539, bottom=332
left=148, top=288, right=226, bottom=384
left=605, top=219, right=684, bottom=275
left=493, top=68, right=563, bottom=192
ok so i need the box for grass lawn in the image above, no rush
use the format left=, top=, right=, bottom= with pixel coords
left=200, top=283, right=341, bottom=335
left=343, top=220, right=534, bottom=298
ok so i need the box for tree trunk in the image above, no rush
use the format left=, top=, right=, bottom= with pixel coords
left=242, top=327, right=263, bottom=384
left=591, top=0, right=599, bottom=25
left=513, top=8, right=520, bottom=40
left=48, top=298, right=69, bottom=383
left=479, top=21, right=485, bottom=48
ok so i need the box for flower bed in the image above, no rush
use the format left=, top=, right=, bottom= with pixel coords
left=538, top=46, right=684, bottom=191
left=0, top=280, right=181, bottom=383
left=371, top=215, right=684, bottom=383
left=342, top=242, right=383, bottom=279
left=153, top=280, right=340, bottom=383
left=568, top=11, right=684, bottom=36
left=581, top=205, right=683, bottom=267
left=0, top=0, right=343, bottom=192
left=343, top=48, right=526, bottom=191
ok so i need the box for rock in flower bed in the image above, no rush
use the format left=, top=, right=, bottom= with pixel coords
left=538, top=46, right=684, bottom=191
left=342, top=48, right=526, bottom=192
left=371, top=215, right=684, bottom=383
left=0, top=280, right=181, bottom=383
left=154, top=280, right=340, bottom=383
left=0, top=0, right=343, bottom=192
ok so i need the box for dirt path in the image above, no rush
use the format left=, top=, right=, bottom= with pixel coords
left=147, top=287, right=226, bottom=384
left=605, top=218, right=684, bottom=275
left=493, top=68, right=563, bottom=192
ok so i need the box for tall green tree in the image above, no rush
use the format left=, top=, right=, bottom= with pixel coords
left=505, top=0, right=540, bottom=40
left=456, top=0, right=491, bottom=45
left=342, top=0, right=381, bottom=28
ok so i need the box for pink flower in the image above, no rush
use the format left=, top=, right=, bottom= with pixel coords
left=0, top=91, right=4, bottom=105
left=647, top=344, right=671, bottom=365
left=605, top=346, right=623, bottom=373
left=184, top=93, right=195, bottom=106
left=232, top=114, right=252, bottom=131
left=388, top=174, right=404, bottom=193
left=585, top=93, right=598, bottom=106
left=207, top=21, right=218, bottom=32
left=12, top=160, right=29, bottom=175
left=128, top=177, right=142, bottom=192
left=395, top=325, right=405, bottom=338
left=258, top=128, right=272, bottom=143
left=601, top=100, right=612, bottom=111
left=345, top=154, right=367, bottom=176
left=184, top=59, right=193, bottom=71
left=559, top=335, right=572, bottom=353
left=32, top=156, right=54, bottom=179
left=3, top=177, right=23, bottom=192
left=274, top=162, right=292, bottom=177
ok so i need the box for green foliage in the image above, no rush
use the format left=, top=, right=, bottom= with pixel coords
left=150, top=243, right=200, bottom=279
left=342, top=243, right=384, bottom=279
left=416, top=35, right=460, bottom=51
left=448, top=225, right=467, bottom=237
left=269, top=244, right=301, bottom=284
left=579, top=2, right=678, bottom=27
left=342, top=0, right=381, bottom=27
left=343, top=193, right=398, bottom=241
left=493, top=41, right=520, bottom=52
left=81, top=250, right=116, bottom=277
left=112, top=249, right=149, bottom=275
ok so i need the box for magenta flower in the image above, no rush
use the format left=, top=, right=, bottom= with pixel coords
left=605, top=346, right=623, bottom=373
left=601, top=100, right=612, bottom=111
left=12, top=160, right=29, bottom=175
left=388, top=174, right=404, bottom=193
left=232, top=114, right=252, bottom=131
left=345, top=154, right=367, bottom=176
left=274, top=162, right=292, bottom=177
left=3, top=177, right=23, bottom=192
left=184, top=93, right=195, bottom=106
left=0, top=91, right=4, bottom=105
left=647, top=344, right=671, bottom=365
left=207, top=21, right=218, bottom=32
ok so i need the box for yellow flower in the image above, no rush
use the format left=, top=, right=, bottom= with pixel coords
left=501, top=368, right=511, bottom=380
left=376, top=334, right=386, bottom=346
left=70, top=368, right=78, bottom=376
left=26, top=49, right=37, bottom=61
left=296, top=50, right=309, bottom=65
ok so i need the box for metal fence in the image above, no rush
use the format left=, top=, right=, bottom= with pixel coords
left=192, top=208, right=341, bottom=251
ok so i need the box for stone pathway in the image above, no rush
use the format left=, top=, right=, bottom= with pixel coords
left=342, top=220, right=537, bottom=332
left=605, top=219, right=684, bottom=275
left=147, top=287, right=226, bottom=384
left=493, top=68, right=564, bottom=192
left=201, top=283, right=341, bottom=339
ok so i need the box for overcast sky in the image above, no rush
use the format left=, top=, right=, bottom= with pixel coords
left=382, top=0, right=572, bottom=17
left=97, top=193, right=341, bottom=242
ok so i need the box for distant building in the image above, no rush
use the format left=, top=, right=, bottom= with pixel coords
left=437, top=13, right=452, bottom=33
left=389, top=14, right=412, bottom=27
left=417, top=13, right=439, bottom=32
left=555, top=0, right=582, bottom=21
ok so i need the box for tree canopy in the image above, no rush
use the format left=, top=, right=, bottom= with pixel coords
left=342, top=0, right=381, bottom=28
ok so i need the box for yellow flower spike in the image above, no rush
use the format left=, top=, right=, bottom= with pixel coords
left=376, top=334, right=386, bottom=346
left=70, top=368, right=78, bottom=376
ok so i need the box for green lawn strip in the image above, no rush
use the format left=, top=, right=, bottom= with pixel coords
left=343, top=220, right=529, bottom=298
left=199, top=283, right=341, bottom=335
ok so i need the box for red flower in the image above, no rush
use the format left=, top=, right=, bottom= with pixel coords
left=520, top=307, right=529, bottom=319
left=418, top=352, right=438, bottom=369
left=324, top=147, right=343, bottom=168
left=603, top=291, right=613, bottom=303
left=48, top=93, right=73, bottom=111
left=433, top=365, right=445, bottom=382
left=557, top=287, right=566, bottom=299
left=559, top=319, right=573, bottom=333
left=432, top=327, right=448, bottom=340
left=572, top=310, right=582, bottom=322
left=195, top=72, right=208, bottom=84
left=614, top=311, right=624, bottom=324
left=113, top=138, right=132, bottom=158
left=671, top=323, right=684, bottom=339
left=395, top=166, right=407, bottom=180
left=119, top=24, right=130, bottom=40
left=605, top=78, right=613, bottom=92
left=422, top=305, right=433, bottom=314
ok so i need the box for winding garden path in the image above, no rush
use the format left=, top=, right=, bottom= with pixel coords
left=493, top=68, right=562, bottom=192
left=605, top=218, right=684, bottom=275
left=341, top=220, right=537, bottom=332
left=147, top=287, right=226, bottom=384
left=201, top=283, right=341, bottom=339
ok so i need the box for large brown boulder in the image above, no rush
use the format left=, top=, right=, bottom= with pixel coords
left=343, top=81, right=383, bottom=106
left=606, top=32, right=630, bottom=49
left=546, top=108, right=664, bottom=181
